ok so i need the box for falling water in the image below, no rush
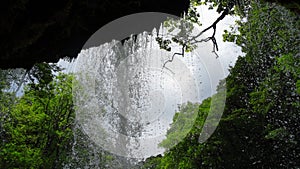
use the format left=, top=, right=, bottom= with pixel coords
left=60, top=20, right=227, bottom=167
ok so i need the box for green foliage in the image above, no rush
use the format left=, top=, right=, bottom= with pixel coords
left=156, top=37, right=172, bottom=51
left=157, top=18, right=197, bottom=53
left=215, top=2, right=299, bottom=167
left=190, top=0, right=250, bottom=16
left=159, top=102, right=199, bottom=150
left=142, top=1, right=300, bottom=168
left=142, top=98, right=212, bottom=169
left=297, top=80, right=300, bottom=95
left=0, top=64, right=75, bottom=169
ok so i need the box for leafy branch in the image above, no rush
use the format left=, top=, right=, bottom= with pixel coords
left=157, top=2, right=235, bottom=67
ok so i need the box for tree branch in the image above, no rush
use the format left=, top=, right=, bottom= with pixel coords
left=163, top=45, right=185, bottom=68
left=190, top=5, right=231, bottom=42
left=188, top=6, right=231, bottom=58
left=159, top=3, right=234, bottom=67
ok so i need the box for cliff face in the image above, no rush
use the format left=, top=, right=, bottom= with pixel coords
left=0, top=0, right=189, bottom=69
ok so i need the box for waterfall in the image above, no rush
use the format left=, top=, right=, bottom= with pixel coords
left=72, top=28, right=197, bottom=156
left=61, top=21, right=226, bottom=168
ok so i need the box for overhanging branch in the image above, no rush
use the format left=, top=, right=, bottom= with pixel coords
left=163, top=45, right=185, bottom=68
left=191, top=5, right=230, bottom=41
left=161, top=3, right=234, bottom=67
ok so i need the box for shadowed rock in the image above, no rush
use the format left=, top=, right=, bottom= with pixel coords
left=0, top=0, right=189, bottom=69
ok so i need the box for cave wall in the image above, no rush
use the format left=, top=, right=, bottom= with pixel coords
left=0, top=0, right=190, bottom=69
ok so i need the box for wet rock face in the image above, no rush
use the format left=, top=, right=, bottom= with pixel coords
left=0, top=0, right=189, bottom=69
